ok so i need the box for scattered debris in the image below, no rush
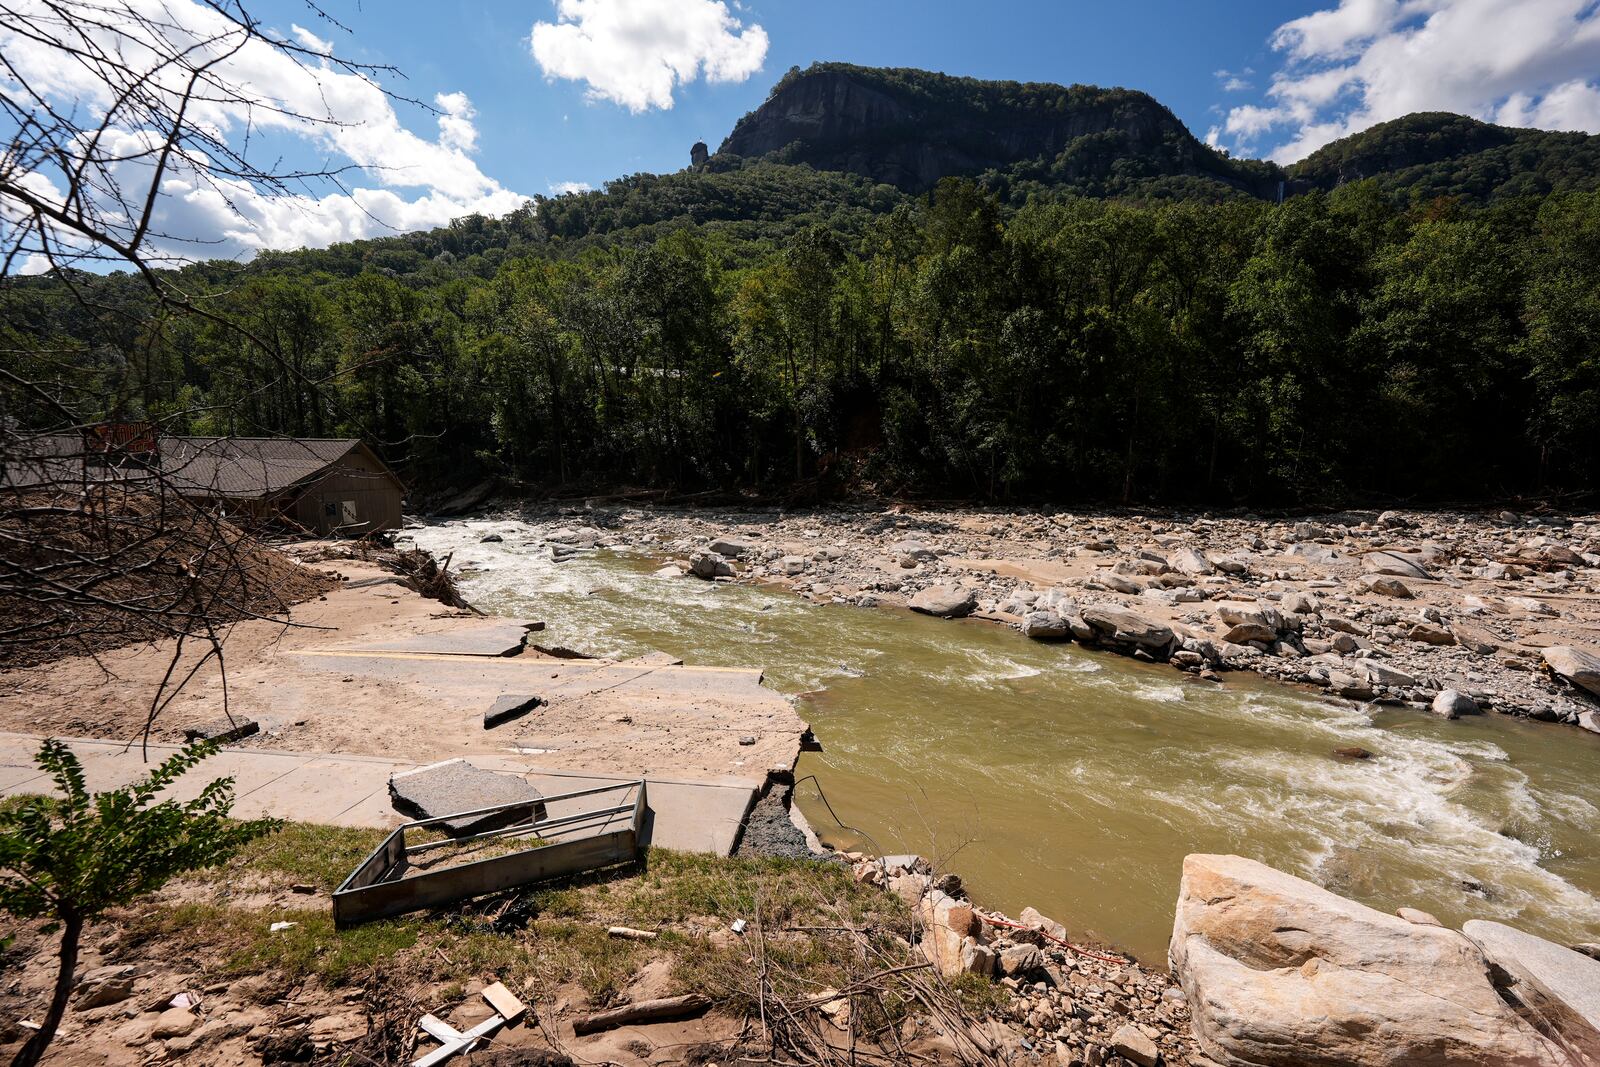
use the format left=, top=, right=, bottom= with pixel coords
left=606, top=926, right=658, bottom=941
left=572, top=993, right=712, bottom=1035
left=484, top=694, right=543, bottom=729
left=480, top=982, right=526, bottom=1024
left=388, top=759, right=547, bottom=836
left=182, top=718, right=260, bottom=745
left=268, top=921, right=297, bottom=933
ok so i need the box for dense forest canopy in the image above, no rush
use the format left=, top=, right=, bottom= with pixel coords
left=7, top=64, right=1600, bottom=506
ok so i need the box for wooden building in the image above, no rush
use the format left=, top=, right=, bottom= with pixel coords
left=160, top=437, right=405, bottom=535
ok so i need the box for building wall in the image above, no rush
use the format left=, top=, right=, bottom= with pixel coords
left=287, top=448, right=403, bottom=534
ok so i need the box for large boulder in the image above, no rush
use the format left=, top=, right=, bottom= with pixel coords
left=709, top=537, right=753, bottom=558
left=1021, top=611, right=1071, bottom=640
left=1170, top=546, right=1215, bottom=575
left=689, top=551, right=734, bottom=580
left=1542, top=645, right=1600, bottom=698
left=1463, top=920, right=1600, bottom=1061
left=1080, top=606, right=1175, bottom=654
left=1170, top=854, right=1564, bottom=1067
left=909, top=585, right=977, bottom=619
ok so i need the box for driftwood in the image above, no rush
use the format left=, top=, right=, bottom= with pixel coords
left=572, top=993, right=712, bottom=1035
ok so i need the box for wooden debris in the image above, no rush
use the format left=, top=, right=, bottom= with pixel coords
left=606, top=926, right=659, bottom=941
left=572, top=993, right=712, bottom=1035
left=480, top=981, right=526, bottom=1023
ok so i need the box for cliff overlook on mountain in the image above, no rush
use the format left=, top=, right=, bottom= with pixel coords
left=717, top=63, right=1280, bottom=198
left=715, top=63, right=1600, bottom=205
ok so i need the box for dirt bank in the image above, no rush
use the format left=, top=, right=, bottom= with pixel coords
left=0, top=550, right=804, bottom=784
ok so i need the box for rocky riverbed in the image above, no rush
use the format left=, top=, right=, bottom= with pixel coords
left=471, top=502, right=1600, bottom=733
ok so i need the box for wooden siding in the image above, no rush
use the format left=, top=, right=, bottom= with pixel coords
left=286, top=447, right=403, bottom=534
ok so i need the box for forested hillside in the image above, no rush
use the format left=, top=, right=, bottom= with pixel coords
left=8, top=177, right=1599, bottom=505
left=1288, top=112, right=1600, bottom=202
left=8, top=63, right=1600, bottom=505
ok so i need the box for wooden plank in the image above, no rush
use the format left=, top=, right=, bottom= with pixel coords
left=480, top=982, right=525, bottom=1023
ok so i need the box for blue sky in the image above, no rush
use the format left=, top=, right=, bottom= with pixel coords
left=308, top=0, right=1306, bottom=196
left=8, top=0, right=1600, bottom=266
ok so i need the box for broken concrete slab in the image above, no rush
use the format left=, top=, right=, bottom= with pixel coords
left=182, top=718, right=259, bottom=745
left=350, top=619, right=542, bottom=657
left=389, top=759, right=547, bottom=836
left=484, top=694, right=543, bottom=729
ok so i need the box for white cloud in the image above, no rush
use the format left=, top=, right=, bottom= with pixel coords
left=1215, top=67, right=1255, bottom=92
left=549, top=181, right=593, bottom=195
left=1219, top=0, right=1600, bottom=162
left=0, top=0, right=527, bottom=265
left=435, top=91, right=480, bottom=153
left=530, top=0, right=768, bottom=112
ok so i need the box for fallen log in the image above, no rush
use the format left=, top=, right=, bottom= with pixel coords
left=572, top=993, right=712, bottom=1035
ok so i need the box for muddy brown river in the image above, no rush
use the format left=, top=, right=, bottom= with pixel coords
left=410, top=520, right=1600, bottom=963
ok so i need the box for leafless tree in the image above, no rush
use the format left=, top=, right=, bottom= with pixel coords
left=0, top=1, right=421, bottom=734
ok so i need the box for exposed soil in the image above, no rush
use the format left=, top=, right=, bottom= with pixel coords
left=0, top=489, right=336, bottom=669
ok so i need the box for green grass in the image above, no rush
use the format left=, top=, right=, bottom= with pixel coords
left=107, top=821, right=917, bottom=1007
left=206, top=822, right=389, bottom=891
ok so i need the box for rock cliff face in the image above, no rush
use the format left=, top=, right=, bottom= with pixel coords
left=718, top=63, right=1272, bottom=194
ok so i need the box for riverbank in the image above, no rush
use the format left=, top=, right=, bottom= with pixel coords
left=407, top=512, right=1600, bottom=969
left=475, top=502, right=1600, bottom=731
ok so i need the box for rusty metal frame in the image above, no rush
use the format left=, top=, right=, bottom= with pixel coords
left=333, top=779, right=647, bottom=926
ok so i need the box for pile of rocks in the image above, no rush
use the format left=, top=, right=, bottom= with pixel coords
left=850, top=855, right=1208, bottom=1067
left=515, top=502, right=1600, bottom=733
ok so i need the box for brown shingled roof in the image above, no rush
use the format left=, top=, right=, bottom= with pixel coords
left=4, top=435, right=401, bottom=499
left=159, top=437, right=397, bottom=498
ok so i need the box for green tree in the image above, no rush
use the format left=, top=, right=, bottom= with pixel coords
left=0, top=741, right=278, bottom=1067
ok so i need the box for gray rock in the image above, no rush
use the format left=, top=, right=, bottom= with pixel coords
left=709, top=537, right=753, bottom=558
left=1280, top=592, right=1319, bottom=615
left=1021, top=611, right=1071, bottom=640
left=1170, top=546, right=1214, bottom=575
left=997, top=943, right=1043, bottom=978
left=1102, top=573, right=1143, bottom=594
left=1377, top=510, right=1410, bottom=528
left=1463, top=919, right=1600, bottom=1060
left=1363, top=550, right=1433, bottom=580
left=1355, top=660, right=1417, bottom=688
left=689, top=551, right=734, bottom=580
left=1287, top=542, right=1340, bottom=565
left=74, top=975, right=135, bottom=1009
left=389, top=759, right=546, bottom=836
left=1361, top=574, right=1414, bottom=598
left=1080, top=607, right=1174, bottom=653
left=1223, top=622, right=1276, bottom=644
left=1542, top=645, right=1600, bottom=698
left=909, top=585, right=977, bottom=619
left=888, top=539, right=937, bottom=560
left=1172, top=854, right=1566, bottom=1067
left=151, top=1008, right=198, bottom=1039
left=1431, top=689, right=1478, bottom=719
left=1407, top=622, right=1455, bottom=645
left=1110, top=1023, right=1160, bottom=1067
